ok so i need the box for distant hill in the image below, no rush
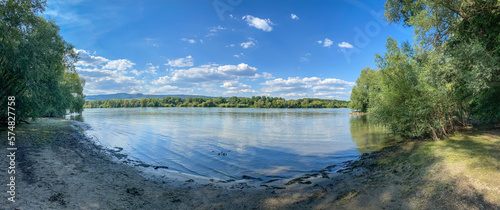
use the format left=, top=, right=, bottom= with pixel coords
left=85, top=93, right=217, bottom=101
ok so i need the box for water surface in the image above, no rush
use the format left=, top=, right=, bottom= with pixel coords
left=71, top=108, right=392, bottom=180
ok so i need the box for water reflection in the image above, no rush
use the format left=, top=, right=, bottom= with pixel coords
left=67, top=114, right=84, bottom=122
left=73, top=108, right=392, bottom=179
left=349, top=115, right=394, bottom=154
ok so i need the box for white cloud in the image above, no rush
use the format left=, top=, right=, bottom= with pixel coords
left=181, top=38, right=196, bottom=44
left=221, top=81, right=251, bottom=90
left=283, top=92, right=307, bottom=97
left=75, top=49, right=109, bottom=67
left=218, top=63, right=258, bottom=76
left=209, top=25, right=226, bottom=32
left=224, top=89, right=258, bottom=95
left=76, top=67, right=117, bottom=78
left=313, top=78, right=355, bottom=92
left=290, top=13, right=299, bottom=20
left=148, top=85, right=191, bottom=94
left=252, top=72, right=275, bottom=79
left=240, top=38, right=256, bottom=49
left=233, top=53, right=244, bottom=58
left=300, top=53, right=311, bottom=62
left=262, top=72, right=274, bottom=79
left=129, top=63, right=159, bottom=76
left=338, top=41, right=354, bottom=48
left=260, top=77, right=354, bottom=99
left=242, top=15, right=273, bottom=32
left=87, top=75, right=143, bottom=92
left=76, top=66, right=144, bottom=95
left=130, top=69, right=142, bottom=76
left=152, top=63, right=259, bottom=86
left=103, top=59, right=136, bottom=71
left=261, top=77, right=318, bottom=93
left=322, top=38, right=333, bottom=47
left=165, top=55, right=194, bottom=67
left=146, top=63, right=159, bottom=74
left=144, top=38, right=159, bottom=47
left=317, top=40, right=323, bottom=44
left=74, top=49, right=153, bottom=95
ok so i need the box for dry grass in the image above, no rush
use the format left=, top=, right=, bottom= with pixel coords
left=362, top=127, right=500, bottom=209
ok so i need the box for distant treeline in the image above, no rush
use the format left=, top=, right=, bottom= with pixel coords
left=84, top=96, right=350, bottom=108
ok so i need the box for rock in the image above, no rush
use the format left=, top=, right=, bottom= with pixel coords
left=242, top=175, right=263, bottom=181
left=153, top=166, right=169, bottom=170
left=135, top=163, right=150, bottom=167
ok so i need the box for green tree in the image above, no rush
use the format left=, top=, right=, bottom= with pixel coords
left=349, top=67, right=379, bottom=112
left=84, top=96, right=351, bottom=109
left=140, top=98, right=148, bottom=107
left=0, top=0, right=85, bottom=122
left=370, top=38, right=432, bottom=138
left=385, top=0, right=500, bottom=123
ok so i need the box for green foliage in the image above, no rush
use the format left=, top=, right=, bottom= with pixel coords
left=384, top=0, right=500, bottom=123
left=349, top=67, right=379, bottom=112
left=84, top=96, right=350, bottom=109
left=369, top=38, right=461, bottom=139
left=351, top=0, right=500, bottom=140
left=0, top=0, right=85, bottom=123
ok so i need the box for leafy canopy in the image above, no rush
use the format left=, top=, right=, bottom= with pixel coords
left=0, top=0, right=85, bottom=122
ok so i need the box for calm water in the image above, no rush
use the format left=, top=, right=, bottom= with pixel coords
left=71, top=108, right=392, bottom=180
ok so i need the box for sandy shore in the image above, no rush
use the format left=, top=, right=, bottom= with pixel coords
left=1, top=118, right=499, bottom=209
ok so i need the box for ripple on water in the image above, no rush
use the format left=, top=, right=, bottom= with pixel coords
left=75, top=108, right=392, bottom=180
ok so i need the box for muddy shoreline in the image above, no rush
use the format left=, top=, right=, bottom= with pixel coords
left=1, top=118, right=498, bottom=209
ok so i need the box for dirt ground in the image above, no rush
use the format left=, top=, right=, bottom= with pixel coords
left=0, top=118, right=499, bottom=209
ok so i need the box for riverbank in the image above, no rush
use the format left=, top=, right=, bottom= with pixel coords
left=1, top=118, right=499, bottom=209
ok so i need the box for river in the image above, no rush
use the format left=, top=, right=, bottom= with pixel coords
left=69, top=108, right=392, bottom=180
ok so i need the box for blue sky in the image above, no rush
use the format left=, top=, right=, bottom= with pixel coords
left=44, top=0, right=414, bottom=100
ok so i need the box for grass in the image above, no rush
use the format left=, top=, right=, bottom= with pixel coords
left=359, top=126, right=500, bottom=208
left=0, top=118, right=76, bottom=148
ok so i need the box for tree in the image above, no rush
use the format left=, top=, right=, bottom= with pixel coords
left=369, top=38, right=432, bottom=138
left=349, top=67, right=379, bottom=112
left=385, top=0, right=500, bottom=123
left=348, top=0, right=500, bottom=140
left=0, top=0, right=85, bottom=122
left=84, top=96, right=351, bottom=109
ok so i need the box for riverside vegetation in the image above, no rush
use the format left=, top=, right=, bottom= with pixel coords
left=350, top=0, right=500, bottom=140
left=0, top=0, right=85, bottom=123
left=84, top=96, right=350, bottom=108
